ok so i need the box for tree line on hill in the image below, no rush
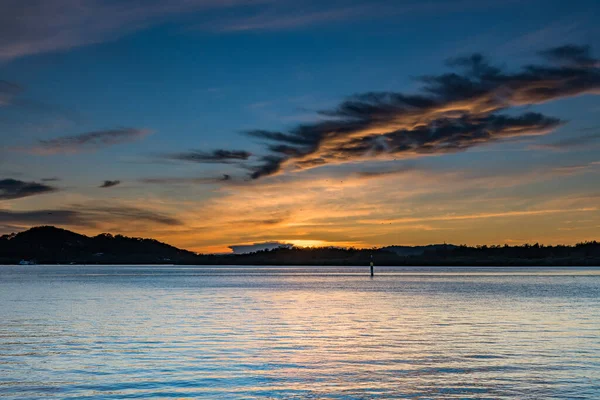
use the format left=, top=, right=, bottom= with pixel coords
left=1, top=226, right=599, bottom=266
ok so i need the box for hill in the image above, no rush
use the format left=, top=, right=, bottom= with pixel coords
left=0, top=226, right=198, bottom=264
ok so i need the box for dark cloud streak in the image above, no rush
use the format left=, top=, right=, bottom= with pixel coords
left=0, top=204, right=182, bottom=229
left=530, top=132, right=600, bottom=151
left=32, top=128, right=150, bottom=154
left=0, top=209, right=84, bottom=225
left=160, top=149, right=251, bottom=164
left=73, top=205, right=182, bottom=226
left=539, top=45, right=598, bottom=67
left=100, top=180, right=121, bottom=188
left=141, top=174, right=231, bottom=185
left=0, top=179, right=57, bottom=200
left=355, top=163, right=419, bottom=179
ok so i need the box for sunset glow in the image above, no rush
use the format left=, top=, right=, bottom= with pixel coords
left=1, top=0, right=599, bottom=253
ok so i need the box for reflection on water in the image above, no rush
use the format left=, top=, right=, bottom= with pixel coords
left=0, top=266, right=599, bottom=399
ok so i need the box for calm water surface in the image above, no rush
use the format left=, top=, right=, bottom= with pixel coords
left=1, top=266, right=599, bottom=399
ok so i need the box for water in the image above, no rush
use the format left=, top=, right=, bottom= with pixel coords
left=1, top=266, right=599, bottom=399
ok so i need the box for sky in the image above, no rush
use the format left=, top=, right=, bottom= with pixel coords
left=1, top=0, right=599, bottom=253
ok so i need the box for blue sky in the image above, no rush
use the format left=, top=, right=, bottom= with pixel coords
left=1, top=0, right=599, bottom=252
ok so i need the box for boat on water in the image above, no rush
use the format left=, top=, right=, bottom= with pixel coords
left=18, top=260, right=36, bottom=265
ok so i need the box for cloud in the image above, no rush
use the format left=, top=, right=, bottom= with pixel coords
left=99, top=180, right=121, bottom=188
left=0, top=204, right=182, bottom=229
left=0, top=209, right=84, bottom=225
left=228, top=241, right=293, bottom=254
left=41, top=177, right=61, bottom=182
left=538, top=44, right=598, bottom=67
left=0, top=0, right=276, bottom=62
left=0, top=80, right=21, bottom=106
left=358, top=207, right=598, bottom=225
left=0, top=79, right=82, bottom=131
left=529, top=132, right=600, bottom=151
left=201, top=3, right=372, bottom=32
left=0, top=0, right=528, bottom=62
left=550, top=161, right=600, bottom=176
left=160, top=150, right=251, bottom=164
left=197, top=0, right=519, bottom=33
left=0, top=178, right=57, bottom=200
left=234, top=45, right=599, bottom=179
left=71, top=205, right=182, bottom=226
left=31, top=128, right=150, bottom=154
left=354, top=163, right=419, bottom=179
left=237, top=215, right=289, bottom=226
left=141, top=174, right=231, bottom=184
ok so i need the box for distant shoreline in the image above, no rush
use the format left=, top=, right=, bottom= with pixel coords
left=2, top=262, right=600, bottom=267
left=2, top=226, right=599, bottom=267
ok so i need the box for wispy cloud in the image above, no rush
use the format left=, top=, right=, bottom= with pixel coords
left=0, top=0, right=275, bottom=62
left=0, top=203, right=182, bottom=229
left=0, top=79, right=82, bottom=135
left=201, top=4, right=372, bottom=32
left=529, top=132, right=600, bottom=151
left=358, top=207, right=598, bottom=225
left=539, top=44, right=599, bottom=67
left=550, top=161, right=600, bottom=176
left=0, top=80, right=21, bottom=106
left=141, top=174, right=231, bottom=185
left=0, top=209, right=83, bottom=226
left=0, top=0, right=528, bottom=62
left=30, top=128, right=150, bottom=154
left=159, top=150, right=251, bottom=164
left=197, top=0, right=522, bottom=33
left=99, top=180, right=121, bottom=188
left=0, top=178, right=57, bottom=200
left=70, top=204, right=182, bottom=226
left=354, top=163, right=420, bottom=179
left=494, top=18, right=587, bottom=57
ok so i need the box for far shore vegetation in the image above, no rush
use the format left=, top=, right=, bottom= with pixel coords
left=1, top=226, right=599, bottom=266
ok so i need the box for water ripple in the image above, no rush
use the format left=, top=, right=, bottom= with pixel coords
left=0, top=265, right=599, bottom=399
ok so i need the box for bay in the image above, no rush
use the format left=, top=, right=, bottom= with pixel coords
left=1, top=266, right=599, bottom=399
